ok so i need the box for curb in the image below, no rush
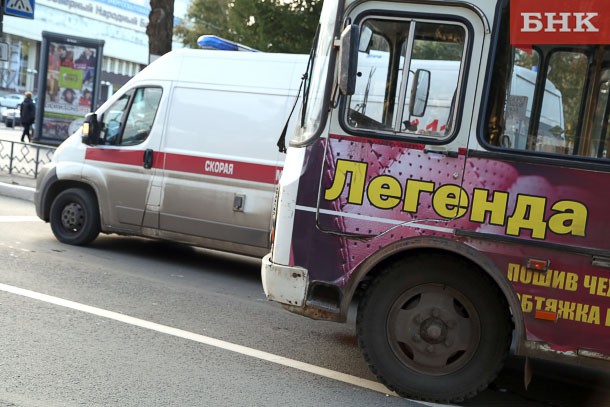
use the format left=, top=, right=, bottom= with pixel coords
left=0, top=182, right=35, bottom=202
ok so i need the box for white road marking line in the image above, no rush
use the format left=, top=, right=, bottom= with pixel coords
left=0, top=283, right=421, bottom=400
left=0, top=216, right=41, bottom=222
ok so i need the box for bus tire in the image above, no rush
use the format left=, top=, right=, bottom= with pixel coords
left=357, top=254, right=511, bottom=403
left=50, top=188, right=100, bottom=245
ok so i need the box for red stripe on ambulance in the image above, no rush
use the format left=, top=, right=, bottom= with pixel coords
left=86, top=148, right=281, bottom=184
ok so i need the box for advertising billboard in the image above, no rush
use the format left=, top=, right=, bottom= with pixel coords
left=34, top=31, right=104, bottom=145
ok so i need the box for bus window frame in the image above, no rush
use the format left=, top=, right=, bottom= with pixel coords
left=478, top=4, right=610, bottom=167
left=338, top=10, right=474, bottom=146
left=288, top=1, right=343, bottom=147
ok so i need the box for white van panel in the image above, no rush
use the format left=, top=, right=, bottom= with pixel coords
left=38, top=48, right=308, bottom=257
left=164, top=86, right=290, bottom=164
left=156, top=81, right=295, bottom=250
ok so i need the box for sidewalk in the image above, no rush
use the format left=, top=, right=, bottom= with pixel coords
left=0, top=122, right=41, bottom=202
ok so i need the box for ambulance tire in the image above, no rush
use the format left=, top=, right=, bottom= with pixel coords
left=357, top=254, right=512, bottom=403
left=50, top=188, right=100, bottom=245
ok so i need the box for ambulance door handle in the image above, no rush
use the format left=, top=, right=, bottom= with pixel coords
left=143, top=149, right=154, bottom=169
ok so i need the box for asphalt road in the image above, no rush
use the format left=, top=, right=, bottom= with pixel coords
left=0, top=195, right=423, bottom=407
left=1, top=193, right=610, bottom=406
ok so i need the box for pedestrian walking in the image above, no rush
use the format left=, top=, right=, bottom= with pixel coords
left=20, top=91, right=35, bottom=142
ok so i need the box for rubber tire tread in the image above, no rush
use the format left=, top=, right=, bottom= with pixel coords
left=50, top=188, right=100, bottom=246
left=356, top=254, right=512, bottom=403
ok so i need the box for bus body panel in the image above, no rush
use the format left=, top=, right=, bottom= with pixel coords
left=262, top=0, right=610, bottom=395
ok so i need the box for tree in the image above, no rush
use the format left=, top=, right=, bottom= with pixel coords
left=147, top=0, right=176, bottom=60
left=175, top=0, right=322, bottom=54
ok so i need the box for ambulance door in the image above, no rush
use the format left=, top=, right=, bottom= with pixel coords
left=84, top=86, right=164, bottom=231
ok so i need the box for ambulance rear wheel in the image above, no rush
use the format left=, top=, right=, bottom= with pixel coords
left=357, top=254, right=512, bottom=403
left=50, top=188, right=100, bottom=245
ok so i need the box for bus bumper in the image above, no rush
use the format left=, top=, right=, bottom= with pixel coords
left=261, top=253, right=308, bottom=307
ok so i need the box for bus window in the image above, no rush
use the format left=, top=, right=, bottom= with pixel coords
left=347, top=28, right=390, bottom=130
left=345, top=18, right=467, bottom=139
left=590, top=71, right=610, bottom=158
left=486, top=44, right=608, bottom=160
left=503, top=49, right=540, bottom=149
left=544, top=51, right=587, bottom=155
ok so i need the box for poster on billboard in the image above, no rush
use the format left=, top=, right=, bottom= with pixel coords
left=34, top=31, right=104, bottom=146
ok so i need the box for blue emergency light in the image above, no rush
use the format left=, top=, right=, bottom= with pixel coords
left=197, top=35, right=259, bottom=52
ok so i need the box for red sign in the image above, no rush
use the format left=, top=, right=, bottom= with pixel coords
left=510, top=0, right=610, bottom=46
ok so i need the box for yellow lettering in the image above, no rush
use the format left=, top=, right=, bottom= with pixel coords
left=548, top=200, right=588, bottom=237
left=605, top=308, right=610, bottom=326
left=403, top=180, right=435, bottom=213
left=584, top=275, right=597, bottom=295
left=545, top=298, right=558, bottom=313
left=506, top=195, right=548, bottom=239
left=551, top=271, right=566, bottom=290
left=432, top=184, right=469, bottom=219
left=534, top=296, right=545, bottom=311
left=507, top=263, right=520, bottom=282
left=565, top=272, right=579, bottom=292
left=532, top=270, right=551, bottom=287
left=521, top=294, right=533, bottom=313
left=367, top=175, right=402, bottom=209
left=558, top=301, right=576, bottom=320
left=596, top=277, right=609, bottom=297
left=519, top=267, right=533, bottom=284
left=470, top=189, right=509, bottom=225
left=588, top=306, right=601, bottom=325
left=584, top=275, right=609, bottom=297
left=575, top=303, right=590, bottom=323
left=517, top=295, right=599, bottom=325
left=324, top=160, right=367, bottom=205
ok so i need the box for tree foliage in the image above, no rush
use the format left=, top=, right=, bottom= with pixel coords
left=175, top=0, right=322, bottom=54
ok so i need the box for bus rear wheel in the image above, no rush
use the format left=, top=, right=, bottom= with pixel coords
left=357, top=255, right=512, bottom=403
left=50, top=188, right=100, bottom=245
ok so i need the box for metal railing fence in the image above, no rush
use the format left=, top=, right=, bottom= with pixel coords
left=0, top=139, right=56, bottom=178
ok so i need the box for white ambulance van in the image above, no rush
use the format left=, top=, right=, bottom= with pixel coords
left=35, top=49, right=308, bottom=257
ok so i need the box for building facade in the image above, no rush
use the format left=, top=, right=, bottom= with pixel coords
left=1, top=0, right=185, bottom=104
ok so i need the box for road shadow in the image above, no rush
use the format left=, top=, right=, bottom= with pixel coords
left=84, top=234, right=262, bottom=283
left=462, top=354, right=610, bottom=407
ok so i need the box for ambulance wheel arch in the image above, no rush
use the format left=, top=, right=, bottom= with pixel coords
left=49, top=187, right=101, bottom=245
left=356, top=252, right=513, bottom=402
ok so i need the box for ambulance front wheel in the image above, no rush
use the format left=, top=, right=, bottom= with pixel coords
left=50, top=188, right=100, bottom=245
left=357, top=254, right=512, bottom=403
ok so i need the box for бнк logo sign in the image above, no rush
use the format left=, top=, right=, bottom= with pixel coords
left=511, top=0, right=610, bottom=45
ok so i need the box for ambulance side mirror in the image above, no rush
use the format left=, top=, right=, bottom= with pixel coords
left=81, top=112, right=101, bottom=145
left=338, top=24, right=360, bottom=96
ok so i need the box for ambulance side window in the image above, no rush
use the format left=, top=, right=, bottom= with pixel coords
left=121, top=87, right=163, bottom=146
left=101, top=90, right=131, bottom=145
left=100, top=87, right=162, bottom=146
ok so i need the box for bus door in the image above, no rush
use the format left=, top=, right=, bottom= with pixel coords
left=315, top=5, right=486, bottom=242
